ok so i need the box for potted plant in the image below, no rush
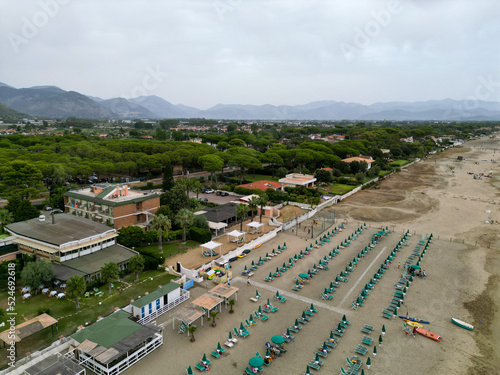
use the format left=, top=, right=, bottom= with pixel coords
left=188, top=325, right=197, bottom=342
left=207, top=310, right=219, bottom=327
left=228, top=299, right=235, bottom=314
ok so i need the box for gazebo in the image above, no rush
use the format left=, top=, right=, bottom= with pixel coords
left=191, top=293, right=224, bottom=316
left=247, top=222, right=264, bottom=234
left=226, top=229, right=246, bottom=243
left=201, top=241, right=223, bottom=264
left=208, top=221, right=227, bottom=236
left=209, top=283, right=239, bottom=305
left=172, top=306, right=206, bottom=331
left=0, top=313, right=58, bottom=355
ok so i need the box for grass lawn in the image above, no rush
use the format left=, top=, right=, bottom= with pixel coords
left=138, top=240, right=199, bottom=258
left=0, top=270, right=175, bottom=367
left=0, top=234, right=9, bottom=239
left=379, top=170, right=393, bottom=177
left=329, top=184, right=358, bottom=195
left=389, top=160, right=410, bottom=167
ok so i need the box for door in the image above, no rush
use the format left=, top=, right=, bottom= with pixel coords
left=148, top=303, right=152, bottom=315
left=156, top=298, right=160, bottom=310
left=141, top=306, right=145, bottom=319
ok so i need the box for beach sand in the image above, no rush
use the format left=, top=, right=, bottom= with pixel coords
left=123, top=138, right=499, bottom=375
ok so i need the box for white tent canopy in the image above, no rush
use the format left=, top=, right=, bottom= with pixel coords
left=226, top=230, right=246, bottom=243
left=247, top=221, right=264, bottom=234
left=201, top=241, right=222, bottom=251
left=208, top=221, right=227, bottom=237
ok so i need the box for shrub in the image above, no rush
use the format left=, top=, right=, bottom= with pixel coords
left=188, top=227, right=212, bottom=243
left=193, top=215, right=209, bottom=230
left=142, top=255, right=160, bottom=271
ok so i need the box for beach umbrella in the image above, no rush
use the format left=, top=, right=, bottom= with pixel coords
left=322, top=342, right=329, bottom=351
left=240, top=322, right=245, bottom=331
left=295, top=319, right=300, bottom=327
left=299, top=273, right=309, bottom=279
left=286, top=328, right=292, bottom=337
left=296, top=279, right=301, bottom=286
left=266, top=252, right=269, bottom=258
left=294, top=254, right=299, bottom=260
left=406, top=281, right=410, bottom=288
left=337, top=323, right=344, bottom=332
left=313, top=264, right=317, bottom=269
left=251, top=260, right=255, bottom=266
left=266, top=348, right=271, bottom=357
left=276, top=267, right=281, bottom=274
left=310, top=303, right=316, bottom=311
left=403, top=287, right=407, bottom=294
left=229, top=332, right=233, bottom=340
left=244, top=265, right=248, bottom=271
left=366, top=357, right=371, bottom=368
left=330, top=282, right=336, bottom=289
left=278, top=245, right=281, bottom=250
left=379, top=335, right=383, bottom=345
left=272, top=249, right=276, bottom=254
left=249, top=313, right=255, bottom=322
left=271, top=335, right=285, bottom=344
left=249, top=353, right=264, bottom=368
left=409, top=276, right=414, bottom=283
left=308, top=270, right=313, bottom=277
left=329, top=331, right=335, bottom=340
left=275, top=291, right=280, bottom=298
left=410, top=265, right=421, bottom=269
left=336, top=276, right=341, bottom=282
left=382, top=325, right=386, bottom=336
left=300, top=250, right=304, bottom=255
left=342, top=314, right=348, bottom=323
left=373, top=345, right=377, bottom=356
left=305, top=365, right=312, bottom=375
left=259, top=256, right=263, bottom=262
left=217, top=342, right=223, bottom=351
left=302, top=311, right=308, bottom=320
left=268, top=272, right=273, bottom=278
left=324, top=288, right=330, bottom=295
left=202, top=353, right=208, bottom=363
left=283, top=242, right=287, bottom=247
left=361, top=369, right=365, bottom=375
left=258, top=306, right=263, bottom=314
left=256, top=290, right=261, bottom=298
left=267, top=298, right=271, bottom=306
left=315, top=353, right=322, bottom=363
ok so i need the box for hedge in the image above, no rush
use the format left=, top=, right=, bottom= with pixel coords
left=188, top=227, right=212, bottom=243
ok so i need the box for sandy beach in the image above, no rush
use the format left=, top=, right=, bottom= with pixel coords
left=123, top=137, right=499, bottom=375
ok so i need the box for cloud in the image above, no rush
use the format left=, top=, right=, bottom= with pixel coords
left=0, top=0, right=498, bottom=108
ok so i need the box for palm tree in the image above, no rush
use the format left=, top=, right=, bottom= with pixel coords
left=208, top=310, right=219, bottom=327
left=258, top=194, right=269, bottom=223
left=176, top=208, right=194, bottom=242
left=248, top=196, right=259, bottom=221
left=128, top=254, right=145, bottom=282
left=237, top=204, right=248, bottom=231
left=150, top=214, right=172, bottom=253
left=66, top=275, right=86, bottom=309
left=228, top=299, right=235, bottom=314
left=0, top=209, right=14, bottom=233
left=100, top=262, right=119, bottom=294
left=188, top=325, right=197, bottom=342
left=192, top=180, right=203, bottom=199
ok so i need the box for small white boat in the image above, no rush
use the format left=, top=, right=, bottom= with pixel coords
left=451, top=318, right=474, bottom=331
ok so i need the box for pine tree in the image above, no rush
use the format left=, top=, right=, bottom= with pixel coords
left=162, top=163, right=174, bottom=192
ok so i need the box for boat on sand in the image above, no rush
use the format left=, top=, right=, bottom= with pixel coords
left=451, top=318, right=474, bottom=331
left=416, top=327, right=442, bottom=341
left=399, top=316, right=430, bottom=324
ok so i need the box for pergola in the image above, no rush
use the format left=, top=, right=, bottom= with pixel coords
left=208, top=221, right=228, bottom=236
left=191, top=293, right=224, bottom=315
left=209, top=283, right=239, bottom=305
left=0, top=313, right=58, bottom=355
left=226, top=229, right=245, bottom=243
left=172, top=306, right=206, bottom=331
left=201, top=241, right=223, bottom=264
left=247, top=221, right=264, bottom=234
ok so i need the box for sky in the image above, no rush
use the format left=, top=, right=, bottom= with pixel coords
left=1, top=0, right=499, bottom=109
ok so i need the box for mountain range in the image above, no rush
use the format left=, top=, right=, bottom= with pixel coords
left=1, top=82, right=500, bottom=121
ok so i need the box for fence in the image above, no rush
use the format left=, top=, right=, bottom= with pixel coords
left=137, top=289, right=190, bottom=325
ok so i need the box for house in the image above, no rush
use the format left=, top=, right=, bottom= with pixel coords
left=5, top=214, right=137, bottom=281
left=200, top=204, right=238, bottom=227
left=341, top=156, right=376, bottom=170
left=64, top=184, right=160, bottom=229
left=278, top=173, right=316, bottom=188
left=129, top=282, right=189, bottom=323
left=70, top=310, right=162, bottom=375
left=237, top=180, right=284, bottom=192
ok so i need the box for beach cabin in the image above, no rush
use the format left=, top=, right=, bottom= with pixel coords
left=131, top=282, right=183, bottom=322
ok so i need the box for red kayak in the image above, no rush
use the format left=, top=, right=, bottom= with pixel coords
left=416, top=327, right=442, bottom=341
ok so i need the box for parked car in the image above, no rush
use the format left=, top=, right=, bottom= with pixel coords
left=199, top=197, right=208, bottom=202
left=205, top=189, right=215, bottom=194
left=216, top=191, right=229, bottom=196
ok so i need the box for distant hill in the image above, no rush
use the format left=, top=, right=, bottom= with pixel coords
left=100, top=97, right=158, bottom=119
left=1, top=81, right=500, bottom=120
left=130, top=95, right=199, bottom=118
left=0, top=102, right=25, bottom=118
left=0, top=86, right=114, bottom=118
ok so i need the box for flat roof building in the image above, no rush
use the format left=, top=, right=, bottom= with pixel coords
left=279, top=173, right=316, bottom=188
left=64, top=184, right=160, bottom=229
left=5, top=214, right=137, bottom=281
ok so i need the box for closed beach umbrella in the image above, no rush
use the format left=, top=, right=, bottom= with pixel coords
left=336, top=276, right=341, bottom=282
left=373, top=345, right=377, bottom=356
left=271, top=335, right=285, bottom=344
left=276, top=267, right=281, bottom=274
left=283, top=262, right=287, bottom=268
left=217, top=342, right=223, bottom=351
left=249, top=353, right=264, bottom=368
left=267, top=298, right=271, bottom=305
left=240, top=323, right=245, bottom=331
left=329, top=331, right=335, bottom=340
left=305, top=365, right=311, bottom=374
left=302, top=311, right=308, bottom=319
left=295, top=319, right=300, bottom=327
left=249, top=313, right=255, bottom=322
left=342, top=314, right=348, bottom=322
left=229, top=332, right=233, bottom=340
left=287, top=328, right=292, bottom=337
left=379, top=335, right=383, bottom=345
left=324, top=288, right=330, bottom=295
left=296, top=280, right=300, bottom=286
left=266, top=252, right=270, bottom=258
left=283, top=242, right=286, bottom=247
left=256, top=290, right=261, bottom=298
left=361, top=369, right=365, bottom=375
left=382, top=325, right=386, bottom=336
left=268, top=272, right=273, bottom=278
left=258, top=306, right=263, bottom=314
left=259, top=256, right=263, bottom=262
left=330, top=282, right=336, bottom=289
left=266, top=348, right=271, bottom=357
left=337, top=323, right=343, bottom=331
left=202, top=353, right=208, bottom=363
left=294, top=254, right=299, bottom=260
left=244, top=265, right=248, bottom=271
left=310, top=303, right=316, bottom=311
left=251, top=260, right=255, bottom=266
left=275, top=291, right=280, bottom=298
left=366, top=356, right=371, bottom=368
left=315, top=353, right=321, bottom=362
left=322, top=342, right=328, bottom=351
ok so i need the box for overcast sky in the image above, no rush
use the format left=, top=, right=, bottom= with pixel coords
left=1, top=0, right=499, bottom=109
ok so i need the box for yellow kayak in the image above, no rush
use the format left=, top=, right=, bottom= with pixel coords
left=405, top=320, right=423, bottom=328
